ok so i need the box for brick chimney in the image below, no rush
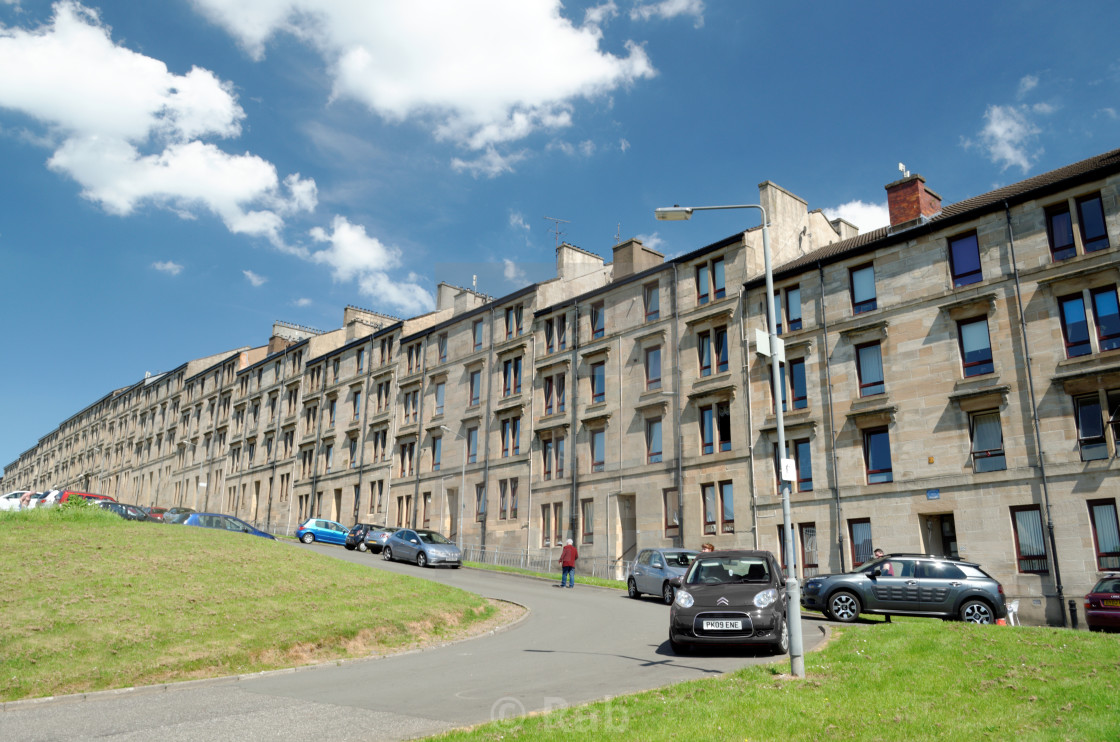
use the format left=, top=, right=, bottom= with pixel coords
left=885, top=174, right=941, bottom=229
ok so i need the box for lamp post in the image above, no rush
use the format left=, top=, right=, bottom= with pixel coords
left=655, top=202, right=805, bottom=678
left=440, top=425, right=468, bottom=551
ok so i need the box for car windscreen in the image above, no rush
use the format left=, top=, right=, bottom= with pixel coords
left=417, top=531, right=452, bottom=544
left=663, top=551, right=697, bottom=568
left=1093, top=577, right=1120, bottom=593
left=686, top=557, right=770, bottom=585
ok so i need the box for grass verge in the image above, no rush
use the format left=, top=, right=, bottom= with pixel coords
left=433, top=619, right=1120, bottom=741
left=463, top=561, right=625, bottom=590
left=0, top=506, right=506, bottom=702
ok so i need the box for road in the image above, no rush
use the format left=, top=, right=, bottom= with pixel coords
left=0, top=542, right=829, bottom=741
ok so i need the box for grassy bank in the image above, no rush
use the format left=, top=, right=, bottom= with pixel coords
left=435, top=619, right=1120, bottom=741
left=0, top=506, right=499, bottom=701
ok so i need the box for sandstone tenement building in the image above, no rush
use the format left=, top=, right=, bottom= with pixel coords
left=6, top=148, right=1120, bottom=626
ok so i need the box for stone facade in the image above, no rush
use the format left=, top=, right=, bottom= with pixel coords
left=6, top=148, right=1120, bottom=627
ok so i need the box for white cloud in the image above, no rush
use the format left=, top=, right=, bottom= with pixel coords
left=309, top=215, right=433, bottom=315
left=1099, top=107, right=1119, bottom=121
left=1017, top=74, right=1038, bottom=98
left=294, top=297, right=312, bottom=307
left=0, top=2, right=316, bottom=247
left=242, top=269, right=267, bottom=286
left=503, top=257, right=527, bottom=285
left=451, top=146, right=527, bottom=178
left=823, top=201, right=890, bottom=233
left=619, top=137, right=630, bottom=152
left=190, top=0, right=657, bottom=159
left=972, top=104, right=1043, bottom=173
left=509, top=211, right=530, bottom=233
left=634, top=231, right=664, bottom=253
left=631, top=0, right=705, bottom=27
left=152, top=260, right=183, bottom=275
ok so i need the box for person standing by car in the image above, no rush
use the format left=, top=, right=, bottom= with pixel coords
left=19, top=491, right=32, bottom=510
left=559, top=539, right=578, bottom=588
left=701, top=543, right=715, bottom=552
left=873, top=548, right=892, bottom=622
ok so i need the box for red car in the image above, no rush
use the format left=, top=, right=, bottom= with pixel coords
left=1085, top=574, right=1120, bottom=633
left=58, top=491, right=116, bottom=505
left=144, top=506, right=168, bottom=521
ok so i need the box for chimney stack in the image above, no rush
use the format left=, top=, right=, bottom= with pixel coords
left=885, top=174, right=941, bottom=229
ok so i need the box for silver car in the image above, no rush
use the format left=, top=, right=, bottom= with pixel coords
left=382, top=528, right=462, bottom=568
left=628, top=548, right=699, bottom=604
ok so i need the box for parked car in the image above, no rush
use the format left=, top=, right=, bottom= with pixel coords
left=296, top=518, right=349, bottom=545
left=801, top=553, right=1006, bottom=624
left=98, top=501, right=149, bottom=521
left=0, top=491, right=32, bottom=511
left=54, top=491, right=115, bottom=506
left=143, top=506, right=168, bottom=521
left=363, top=526, right=401, bottom=554
left=34, top=490, right=64, bottom=508
left=668, top=550, right=789, bottom=655
left=344, top=523, right=381, bottom=551
left=382, top=528, right=461, bottom=568
left=182, top=512, right=275, bottom=539
left=628, top=548, right=699, bottom=604
left=162, top=507, right=196, bottom=524
left=1085, top=574, right=1120, bottom=633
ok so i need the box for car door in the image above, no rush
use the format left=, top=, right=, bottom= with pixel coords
left=395, top=530, right=418, bottom=560
left=915, top=559, right=966, bottom=615
left=328, top=521, right=348, bottom=544
left=631, top=550, right=652, bottom=593
left=862, top=558, right=922, bottom=613
left=647, top=552, right=668, bottom=593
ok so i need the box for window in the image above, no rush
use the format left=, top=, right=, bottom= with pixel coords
left=545, top=318, right=555, bottom=353
left=581, top=499, right=594, bottom=544
left=437, top=333, right=447, bottom=363
left=1077, top=193, right=1110, bottom=253
left=499, top=480, right=508, bottom=519
left=509, top=478, right=518, bottom=519
left=789, top=358, right=807, bottom=409
left=856, top=342, right=885, bottom=396
left=503, top=357, right=522, bottom=396
left=500, top=416, right=521, bottom=457
left=644, top=283, right=660, bottom=322
left=555, top=435, right=565, bottom=478
left=553, top=502, right=563, bottom=546
left=958, top=318, right=994, bottom=376
left=696, top=263, right=710, bottom=305
left=590, top=361, right=605, bottom=403
left=1010, top=505, right=1048, bottom=574
left=646, top=417, right=663, bottom=463
left=505, top=306, right=522, bottom=339
left=785, top=287, right=802, bottom=332
left=349, top=437, right=358, bottom=468
left=473, top=320, right=484, bottom=351
left=475, top=483, right=486, bottom=521
left=397, top=441, right=413, bottom=476
left=542, top=437, right=553, bottom=480
left=702, top=483, right=717, bottom=535
left=1075, top=395, right=1107, bottom=461
left=1060, top=294, right=1092, bottom=357
left=544, top=373, right=566, bottom=415
left=863, top=427, right=893, bottom=484
left=542, top=434, right=565, bottom=480
left=800, top=523, right=818, bottom=577
left=698, top=326, right=728, bottom=377
left=541, top=504, right=552, bottom=547
left=469, top=369, right=481, bottom=406
left=970, top=411, right=1006, bottom=472
left=664, top=488, right=680, bottom=537
left=431, top=436, right=441, bottom=472
left=1088, top=499, right=1120, bottom=570
left=772, top=291, right=783, bottom=335
left=352, top=389, right=362, bottom=420
left=719, top=481, right=734, bottom=534
left=794, top=439, right=813, bottom=491
left=949, top=231, right=982, bottom=287
left=591, top=302, right=605, bottom=339
left=712, top=258, right=725, bottom=299
left=700, top=402, right=731, bottom=454
left=434, top=382, right=445, bottom=416
left=467, top=426, right=478, bottom=463
left=1092, top=287, right=1120, bottom=352
left=850, top=264, right=877, bottom=314
left=849, top=518, right=873, bottom=567
left=645, top=346, right=662, bottom=390
left=557, top=315, right=567, bottom=350
left=1047, top=202, right=1076, bottom=261
left=591, top=428, right=605, bottom=472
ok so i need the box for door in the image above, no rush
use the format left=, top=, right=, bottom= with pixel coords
left=448, top=491, right=459, bottom=543
left=916, top=559, right=967, bottom=615
left=863, top=558, right=922, bottom=613
left=619, top=495, right=637, bottom=565
left=631, top=550, right=653, bottom=594
left=922, top=514, right=959, bottom=558
left=396, top=530, right=418, bottom=561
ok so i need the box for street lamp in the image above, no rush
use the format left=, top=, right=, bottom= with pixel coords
left=655, top=201, right=805, bottom=679
left=440, top=425, right=468, bottom=551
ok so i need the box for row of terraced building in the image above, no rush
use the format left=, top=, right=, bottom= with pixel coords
left=6, top=148, right=1120, bottom=626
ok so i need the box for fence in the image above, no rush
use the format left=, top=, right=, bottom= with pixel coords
left=458, top=543, right=631, bottom=581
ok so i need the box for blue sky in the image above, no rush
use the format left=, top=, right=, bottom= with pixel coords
left=1, top=0, right=1118, bottom=472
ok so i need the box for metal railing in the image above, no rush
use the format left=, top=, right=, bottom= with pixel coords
left=458, top=543, right=630, bottom=581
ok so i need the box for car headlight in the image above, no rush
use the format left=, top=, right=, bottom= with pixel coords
left=754, top=588, right=778, bottom=608
left=675, top=590, right=694, bottom=608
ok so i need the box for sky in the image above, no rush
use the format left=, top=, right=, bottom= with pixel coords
left=2, top=0, right=1119, bottom=472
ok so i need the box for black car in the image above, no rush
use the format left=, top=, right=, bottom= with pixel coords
left=344, top=523, right=382, bottom=552
left=801, top=553, right=1006, bottom=624
left=98, top=501, right=149, bottom=521
left=668, top=550, right=789, bottom=655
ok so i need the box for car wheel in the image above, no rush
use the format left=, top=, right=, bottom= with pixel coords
left=771, top=616, right=789, bottom=655
left=383, top=546, right=393, bottom=561
left=960, top=599, right=994, bottom=624
left=627, top=578, right=640, bottom=599
left=300, top=532, right=315, bottom=544
left=417, top=551, right=428, bottom=568
left=828, top=591, right=861, bottom=623
left=662, top=582, right=675, bottom=606
left=344, top=544, right=355, bottom=551
left=357, top=541, right=368, bottom=552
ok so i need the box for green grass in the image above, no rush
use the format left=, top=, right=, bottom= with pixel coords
left=0, top=505, right=497, bottom=701
left=434, top=619, right=1120, bottom=742
left=463, top=561, right=625, bottom=590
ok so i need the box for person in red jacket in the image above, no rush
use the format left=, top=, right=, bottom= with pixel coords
left=559, top=539, right=578, bottom=588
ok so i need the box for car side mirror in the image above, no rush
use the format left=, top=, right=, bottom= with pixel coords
left=871, top=567, right=882, bottom=577
left=669, top=577, right=682, bottom=588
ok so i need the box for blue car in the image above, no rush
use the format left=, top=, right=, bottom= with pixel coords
left=182, top=512, right=275, bottom=540
left=296, top=518, right=349, bottom=545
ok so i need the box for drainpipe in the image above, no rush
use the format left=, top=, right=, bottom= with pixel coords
left=739, top=286, right=759, bottom=549
left=1004, top=201, right=1065, bottom=625
left=817, top=262, right=846, bottom=572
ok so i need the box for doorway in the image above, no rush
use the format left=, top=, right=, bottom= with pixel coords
left=921, top=513, right=958, bottom=558
left=617, top=494, right=637, bottom=575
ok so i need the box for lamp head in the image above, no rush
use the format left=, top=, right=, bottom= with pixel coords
left=655, top=206, right=693, bottom=221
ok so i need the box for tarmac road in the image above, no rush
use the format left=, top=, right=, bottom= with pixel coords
left=0, top=542, right=828, bottom=741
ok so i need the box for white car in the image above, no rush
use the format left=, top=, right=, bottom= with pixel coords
left=36, top=490, right=64, bottom=508
left=0, top=491, right=32, bottom=511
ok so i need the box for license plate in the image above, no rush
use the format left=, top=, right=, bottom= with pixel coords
left=1103, top=599, right=1120, bottom=607
left=702, top=620, right=742, bottom=630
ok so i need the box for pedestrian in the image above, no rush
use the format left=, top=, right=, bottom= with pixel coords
left=559, top=538, right=578, bottom=588
left=700, top=543, right=715, bottom=552
left=19, top=491, right=32, bottom=510
left=873, top=547, right=892, bottom=623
